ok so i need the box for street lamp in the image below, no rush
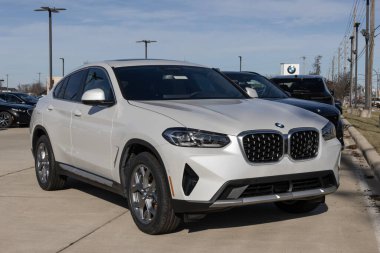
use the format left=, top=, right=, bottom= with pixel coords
left=59, top=57, right=65, bottom=76
left=136, top=40, right=157, bottom=59
left=34, top=6, right=66, bottom=92
left=238, top=56, right=242, bottom=72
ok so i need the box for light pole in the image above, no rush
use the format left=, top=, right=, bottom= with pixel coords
left=59, top=57, right=65, bottom=76
left=0, top=79, right=4, bottom=89
left=37, top=72, right=41, bottom=85
left=349, top=36, right=354, bottom=108
left=238, top=56, right=242, bottom=72
left=136, top=40, right=157, bottom=59
left=6, top=74, right=8, bottom=90
left=34, top=6, right=66, bottom=92
left=354, top=22, right=360, bottom=108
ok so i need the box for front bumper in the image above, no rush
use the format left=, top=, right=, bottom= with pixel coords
left=172, top=170, right=337, bottom=213
left=159, top=133, right=341, bottom=212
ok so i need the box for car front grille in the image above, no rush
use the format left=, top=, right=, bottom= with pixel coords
left=240, top=128, right=319, bottom=163
left=218, top=171, right=336, bottom=200
left=289, top=130, right=319, bottom=160
left=242, top=133, right=283, bottom=163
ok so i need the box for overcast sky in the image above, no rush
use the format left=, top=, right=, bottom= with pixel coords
left=0, top=0, right=379, bottom=88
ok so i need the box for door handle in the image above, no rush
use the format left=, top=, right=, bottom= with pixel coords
left=47, top=105, right=54, bottom=111
left=73, top=110, right=82, bottom=117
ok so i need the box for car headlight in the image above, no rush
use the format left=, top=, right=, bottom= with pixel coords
left=322, top=121, right=336, bottom=141
left=163, top=128, right=230, bottom=148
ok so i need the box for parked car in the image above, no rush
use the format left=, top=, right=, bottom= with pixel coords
left=30, top=60, right=341, bottom=234
left=372, top=97, right=380, bottom=108
left=223, top=71, right=344, bottom=146
left=270, top=75, right=335, bottom=105
left=0, top=98, right=34, bottom=128
left=0, top=92, right=38, bottom=106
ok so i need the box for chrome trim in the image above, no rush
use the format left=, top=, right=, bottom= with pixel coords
left=210, top=186, right=337, bottom=208
left=237, top=129, right=285, bottom=165
left=238, top=127, right=321, bottom=165
left=60, top=163, right=113, bottom=187
left=287, top=127, right=320, bottom=162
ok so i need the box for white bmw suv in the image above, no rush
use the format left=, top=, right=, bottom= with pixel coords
left=30, top=60, right=341, bottom=234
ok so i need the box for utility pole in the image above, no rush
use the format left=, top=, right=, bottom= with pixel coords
left=354, top=22, right=360, bottom=108
left=349, top=36, right=354, bottom=108
left=361, top=0, right=371, bottom=117
left=238, top=56, right=242, bottom=71
left=332, top=56, right=335, bottom=82
left=136, top=40, right=157, bottom=59
left=37, top=72, right=41, bottom=85
left=6, top=74, right=8, bottom=90
left=301, top=56, right=306, bottom=74
left=59, top=57, right=65, bottom=76
left=338, top=47, right=341, bottom=82
left=344, top=39, right=347, bottom=75
left=368, top=0, right=375, bottom=106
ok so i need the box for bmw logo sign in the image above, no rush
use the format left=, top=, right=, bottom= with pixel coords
left=287, top=65, right=296, bottom=74
left=275, top=122, right=285, bottom=128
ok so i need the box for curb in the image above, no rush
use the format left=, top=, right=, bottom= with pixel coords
left=342, top=118, right=380, bottom=180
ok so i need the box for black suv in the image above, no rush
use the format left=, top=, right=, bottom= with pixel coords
left=270, top=75, right=334, bottom=106
left=223, top=71, right=344, bottom=146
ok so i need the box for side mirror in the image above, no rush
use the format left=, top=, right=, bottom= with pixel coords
left=245, top=87, right=258, bottom=98
left=81, top=88, right=112, bottom=106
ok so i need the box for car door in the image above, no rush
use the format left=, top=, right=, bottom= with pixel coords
left=44, top=70, right=87, bottom=165
left=70, top=67, right=116, bottom=179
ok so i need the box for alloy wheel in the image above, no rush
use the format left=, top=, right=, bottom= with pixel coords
left=130, top=164, right=158, bottom=224
left=0, top=112, right=11, bottom=128
left=36, top=142, right=50, bottom=184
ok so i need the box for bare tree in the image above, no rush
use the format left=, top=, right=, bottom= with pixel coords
left=309, top=55, right=323, bottom=75
left=326, top=72, right=350, bottom=100
left=17, top=82, right=45, bottom=95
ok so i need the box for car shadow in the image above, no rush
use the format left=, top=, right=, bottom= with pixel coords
left=183, top=203, right=328, bottom=233
left=65, top=178, right=328, bottom=233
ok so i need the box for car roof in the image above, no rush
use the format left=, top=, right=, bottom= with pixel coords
left=271, top=75, right=324, bottom=79
left=79, top=59, right=206, bottom=69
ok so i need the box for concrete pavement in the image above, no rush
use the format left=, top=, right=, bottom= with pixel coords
left=0, top=128, right=379, bottom=253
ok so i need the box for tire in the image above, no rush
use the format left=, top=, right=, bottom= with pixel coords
left=34, top=135, right=66, bottom=190
left=275, top=196, right=325, bottom=213
left=126, top=152, right=181, bottom=234
left=0, top=111, right=13, bottom=128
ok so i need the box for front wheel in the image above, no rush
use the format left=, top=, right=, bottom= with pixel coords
left=34, top=135, right=66, bottom=190
left=275, top=196, right=325, bottom=213
left=126, top=152, right=181, bottom=234
left=0, top=111, right=13, bottom=128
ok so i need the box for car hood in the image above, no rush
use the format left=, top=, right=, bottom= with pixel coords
left=268, top=98, right=340, bottom=117
left=129, top=99, right=328, bottom=136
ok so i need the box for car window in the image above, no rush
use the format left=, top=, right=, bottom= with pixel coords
left=8, top=94, right=23, bottom=103
left=272, top=78, right=326, bottom=93
left=63, top=70, right=86, bottom=101
left=83, top=68, right=114, bottom=101
left=114, top=66, right=246, bottom=100
left=224, top=73, right=287, bottom=99
left=53, top=79, right=66, bottom=99
left=0, top=94, right=5, bottom=101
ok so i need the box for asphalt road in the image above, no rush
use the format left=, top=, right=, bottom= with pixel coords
left=0, top=128, right=379, bottom=253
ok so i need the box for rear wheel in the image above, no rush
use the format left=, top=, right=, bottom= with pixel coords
left=34, top=135, right=66, bottom=190
left=275, top=196, right=325, bottom=213
left=0, top=111, right=13, bottom=128
left=126, top=152, right=181, bottom=234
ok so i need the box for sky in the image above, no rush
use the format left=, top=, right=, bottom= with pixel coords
left=0, top=0, right=379, bottom=88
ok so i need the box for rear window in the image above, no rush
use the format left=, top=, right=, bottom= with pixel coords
left=272, top=78, right=326, bottom=93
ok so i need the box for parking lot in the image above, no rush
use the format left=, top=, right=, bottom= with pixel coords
left=0, top=128, right=379, bottom=253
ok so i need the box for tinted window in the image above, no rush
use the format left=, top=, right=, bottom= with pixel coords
left=8, top=95, right=22, bottom=103
left=114, top=66, right=246, bottom=100
left=224, top=73, right=287, bottom=99
left=17, top=93, right=38, bottom=103
left=271, top=78, right=326, bottom=93
left=53, top=78, right=66, bottom=99
left=63, top=71, right=86, bottom=101
left=84, top=68, right=114, bottom=101
left=0, top=94, right=5, bottom=101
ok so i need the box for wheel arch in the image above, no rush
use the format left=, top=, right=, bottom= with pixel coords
left=32, top=125, right=51, bottom=157
left=119, top=139, right=167, bottom=195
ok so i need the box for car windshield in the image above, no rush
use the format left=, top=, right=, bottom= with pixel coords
left=224, top=72, right=288, bottom=99
left=17, top=93, right=38, bottom=103
left=113, top=66, right=247, bottom=100
left=271, top=78, right=326, bottom=93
